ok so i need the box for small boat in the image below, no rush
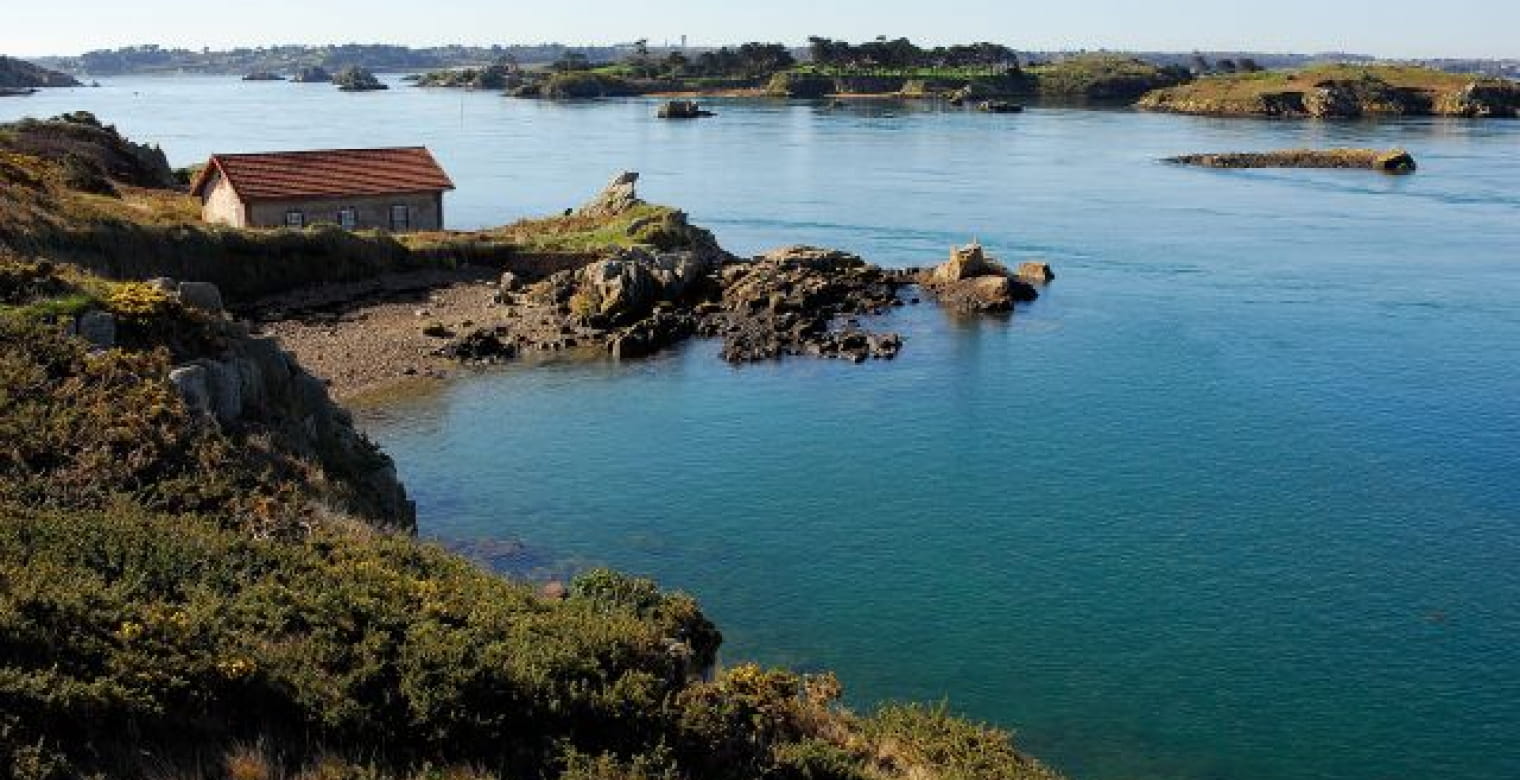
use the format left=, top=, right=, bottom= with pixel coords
left=0, top=87, right=40, bottom=97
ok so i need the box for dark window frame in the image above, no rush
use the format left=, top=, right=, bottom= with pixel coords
left=284, top=210, right=305, bottom=228
left=389, top=204, right=410, bottom=232
left=339, top=207, right=357, bottom=230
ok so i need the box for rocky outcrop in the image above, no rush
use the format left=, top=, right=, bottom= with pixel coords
left=1436, top=81, right=1520, bottom=118
left=571, top=248, right=715, bottom=326
left=657, top=100, right=715, bottom=119
left=1017, top=262, right=1055, bottom=284
left=154, top=280, right=415, bottom=530
left=0, top=111, right=175, bottom=190
left=697, top=246, right=910, bottom=363
left=1167, top=148, right=1417, bottom=174
left=577, top=171, right=642, bottom=218
left=919, top=243, right=1039, bottom=314
left=334, top=66, right=388, bottom=91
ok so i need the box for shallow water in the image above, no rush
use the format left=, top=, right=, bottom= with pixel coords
left=8, top=76, right=1520, bottom=780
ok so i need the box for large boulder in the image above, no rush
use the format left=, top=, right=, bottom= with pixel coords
left=577, top=171, right=642, bottom=218
left=177, top=281, right=224, bottom=314
left=168, top=364, right=211, bottom=416
left=572, top=248, right=713, bottom=325
left=76, top=311, right=116, bottom=348
left=1017, top=262, right=1055, bottom=284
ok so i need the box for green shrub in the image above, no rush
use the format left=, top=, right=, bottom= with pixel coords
left=543, top=72, right=639, bottom=99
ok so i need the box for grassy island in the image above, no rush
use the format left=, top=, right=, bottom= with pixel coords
left=0, top=113, right=1065, bottom=779
left=1138, top=64, right=1520, bottom=118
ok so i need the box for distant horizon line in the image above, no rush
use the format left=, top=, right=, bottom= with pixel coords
left=12, top=41, right=1519, bottom=64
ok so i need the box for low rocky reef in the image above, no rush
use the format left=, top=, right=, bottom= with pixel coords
left=434, top=175, right=1052, bottom=368
left=1168, top=148, right=1418, bottom=173
left=1139, top=65, right=1520, bottom=119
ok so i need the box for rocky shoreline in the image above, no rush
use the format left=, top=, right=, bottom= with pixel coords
left=256, top=175, right=1052, bottom=399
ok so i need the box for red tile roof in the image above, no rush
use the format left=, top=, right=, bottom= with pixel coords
left=191, top=147, right=454, bottom=202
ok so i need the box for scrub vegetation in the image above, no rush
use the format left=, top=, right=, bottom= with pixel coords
left=0, top=119, right=1065, bottom=779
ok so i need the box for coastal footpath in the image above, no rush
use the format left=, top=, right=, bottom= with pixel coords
left=0, top=113, right=1063, bottom=779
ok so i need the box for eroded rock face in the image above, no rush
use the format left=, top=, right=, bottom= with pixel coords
left=165, top=328, right=415, bottom=531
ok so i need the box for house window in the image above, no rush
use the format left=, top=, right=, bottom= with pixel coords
left=389, top=204, right=410, bottom=232
left=339, top=207, right=357, bottom=230
left=284, top=210, right=305, bottom=228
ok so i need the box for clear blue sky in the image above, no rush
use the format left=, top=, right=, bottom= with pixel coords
left=4, top=0, right=1515, bottom=59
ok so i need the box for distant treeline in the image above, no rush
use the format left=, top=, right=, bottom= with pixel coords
left=805, top=37, right=1021, bottom=71
left=36, top=43, right=634, bottom=76
left=34, top=42, right=1520, bottom=80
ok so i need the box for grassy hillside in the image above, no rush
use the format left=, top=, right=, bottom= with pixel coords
left=1138, top=64, right=1520, bottom=117
left=0, top=121, right=1067, bottom=779
left=0, top=113, right=718, bottom=304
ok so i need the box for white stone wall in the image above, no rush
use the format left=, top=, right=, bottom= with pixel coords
left=200, top=172, right=247, bottom=227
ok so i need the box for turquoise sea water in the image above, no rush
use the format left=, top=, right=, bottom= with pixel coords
left=7, top=76, right=1519, bottom=780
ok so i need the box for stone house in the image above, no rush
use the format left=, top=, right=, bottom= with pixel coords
left=190, top=147, right=455, bottom=232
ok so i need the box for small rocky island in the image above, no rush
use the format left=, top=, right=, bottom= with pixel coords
left=333, top=66, right=388, bottom=91
left=1168, top=148, right=1417, bottom=173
